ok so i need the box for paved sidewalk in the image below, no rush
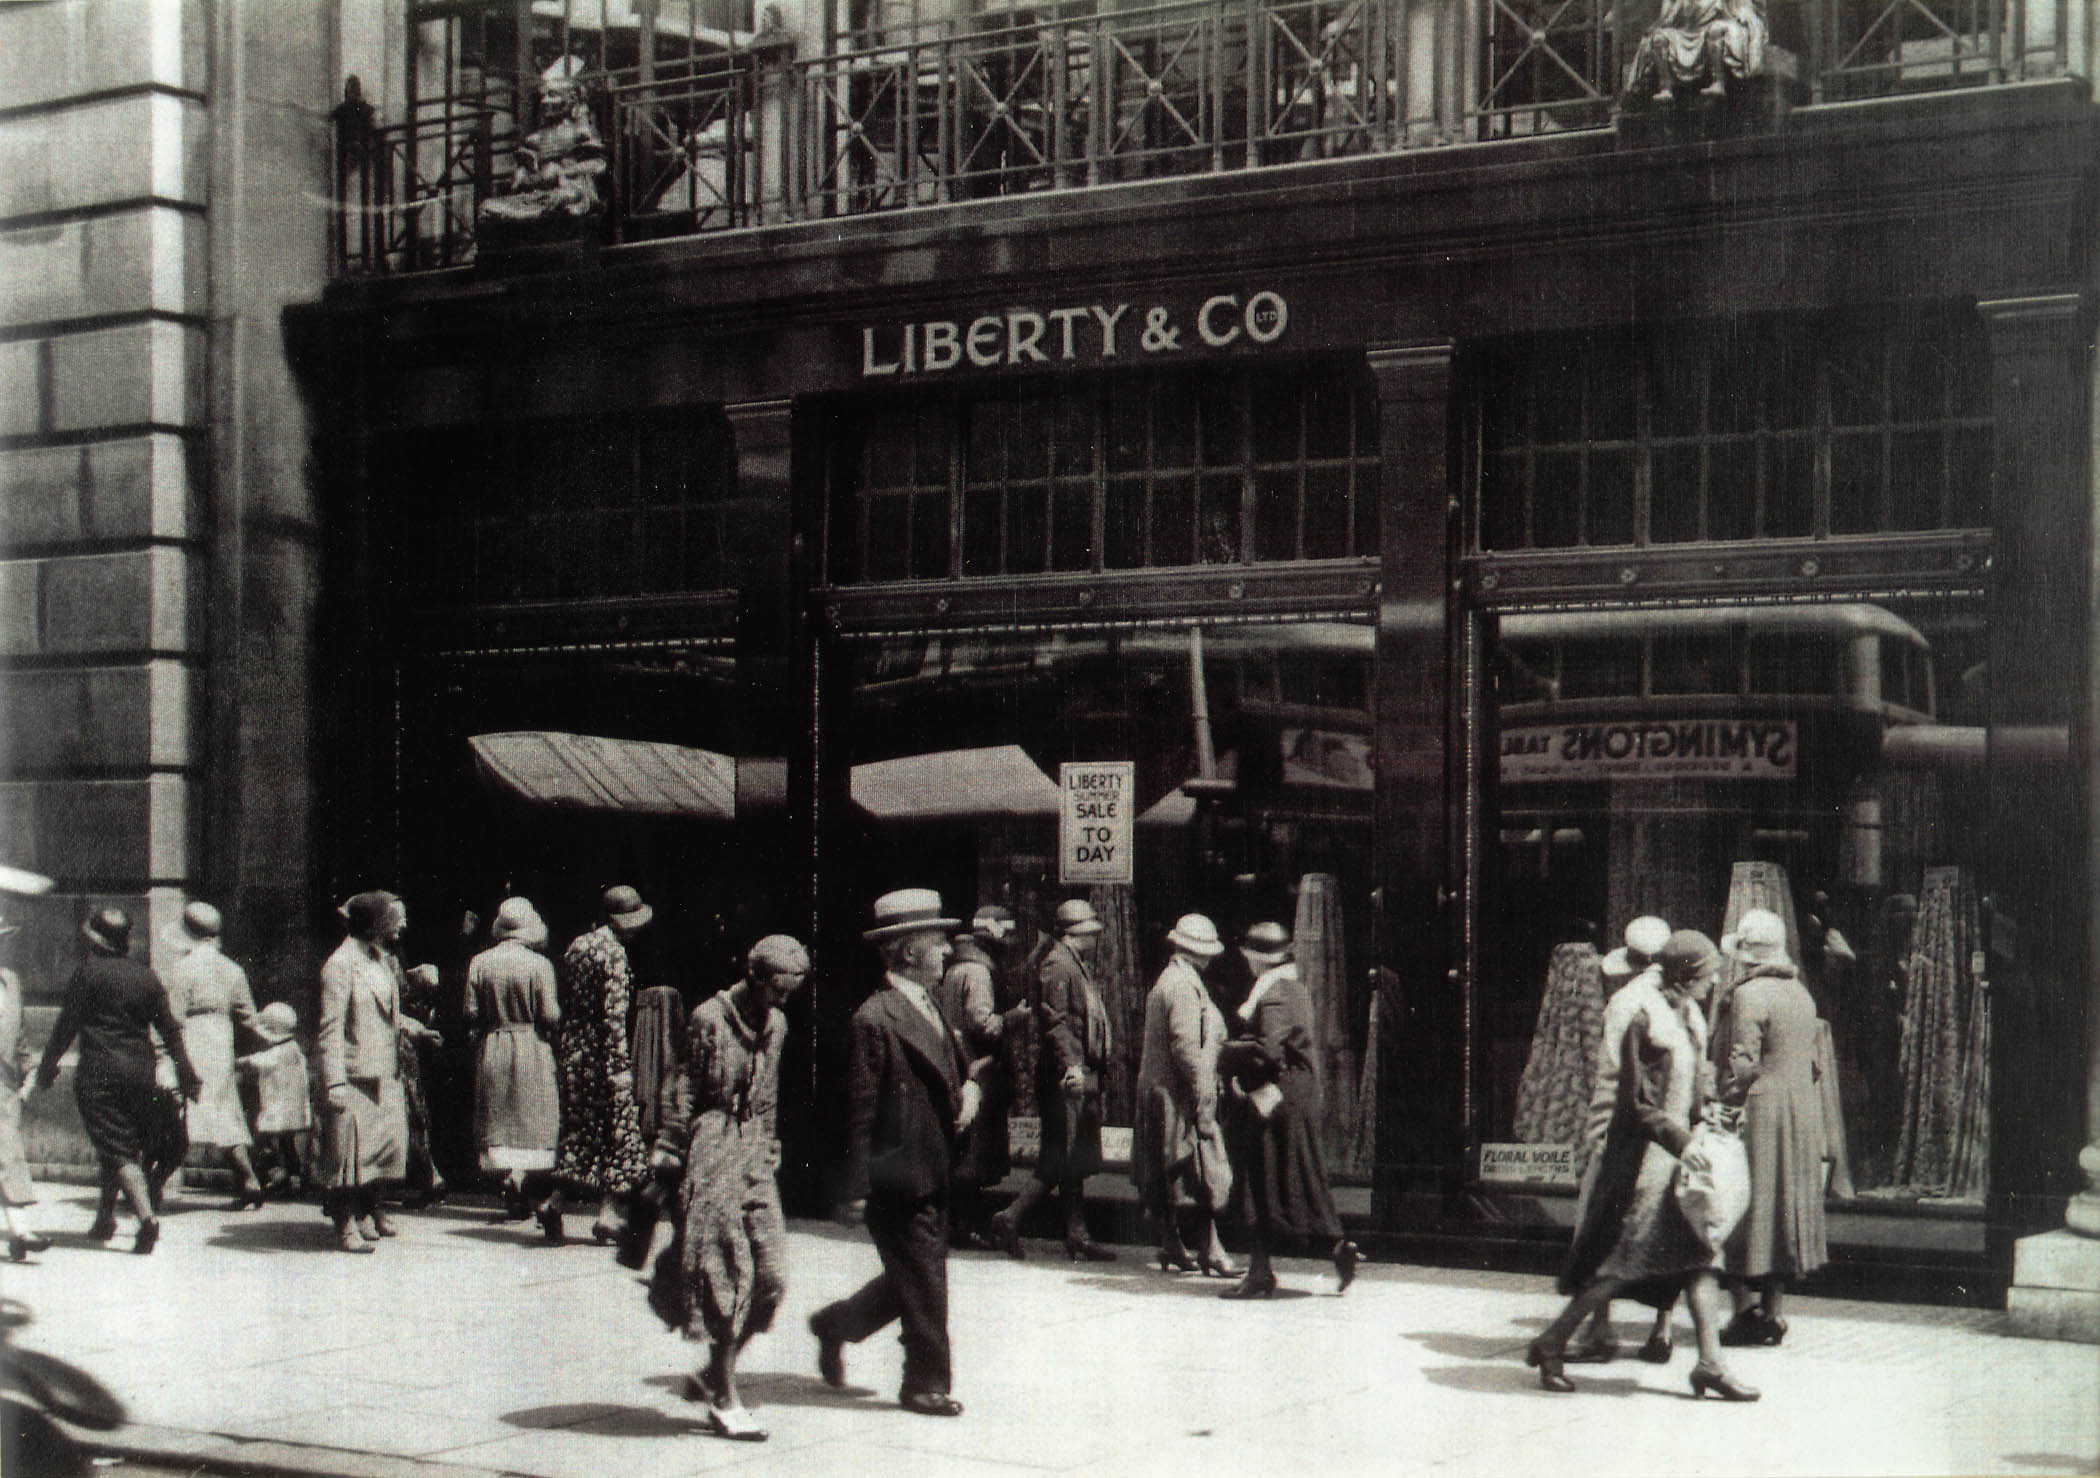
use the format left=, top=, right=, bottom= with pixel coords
left=1, top=1188, right=2094, bottom=1478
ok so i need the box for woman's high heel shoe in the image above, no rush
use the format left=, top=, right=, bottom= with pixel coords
left=1197, top=1251, right=1242, bottom=1279
left=536, top=1205, right=566, bottom=1245
left=1218, top=1269, right=1278, bottom=1300
left=1525, top=1338, right=1575, bottom=1393
left=228, top=1184, right=266, bottom=1212
left=1065, top=1239, right=1117, bottom=1263
left=1637, top=1329, right=1674, bottom=1363
left=131, top=1219, right=159, bottom=1256
left=1332, top=1239, right=1361, bottom=1294
left=1688, top=1361, right=1760, bottom=1401
left=7, top=1233, right=49, bottom=1261
left=1156, top=1247, right=1199, bottom=1273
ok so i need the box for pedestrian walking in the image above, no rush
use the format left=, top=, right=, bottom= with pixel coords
left=935, top=905, right=1028, bottom=1251
left=317, top=890, right=435, bottom=1253
left=990, top=897, right=1117, bottom=1262
left=161, top=902, right=266, bottom=1209
left=29, top=907, right=199, bottom=1254
left=1527, top=929, right=1758, bottom=1400
left=465, top=897, right=561, bottom=1219
left=1133, top=914, right=1239, bottom=1278
left=235, top=1002, right=312, bottom=1196
left=547, top=885, right=653, bottom=1244
left=397, top=962, right=450, bottom=1207
left=809, top=889, right=981, bottom=1418
left=647, top=934, right=810, bottom=1442
left=1215, top=922, right=1358, bottom=1299
left=0, top=906, right=52, bottom=1260
left=1714, top=907, right=1829, bottom=1347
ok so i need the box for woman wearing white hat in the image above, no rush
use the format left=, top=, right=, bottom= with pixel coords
left=162, top=901, right=267, bottom=1209
left=1133, top=914, right=1239, bottom=1278
left=465, top=897, right=562, bottom=1220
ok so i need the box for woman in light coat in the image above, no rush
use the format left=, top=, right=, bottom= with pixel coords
left=1714, top=907, right=1828, bottom=1345
left=465, top=897, right=561, bottom=1217
left=162, top=901, right=265, bottom=1208
left=1528, top=930, right=1756, bottom=1400
left=1133, top=914, right=1237, bottom=1277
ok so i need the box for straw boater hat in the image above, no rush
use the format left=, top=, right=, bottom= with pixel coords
left=1052, top=899, right=1104, bottom=937
left=967, top=905, right=1017, bottom=944
left=1165, top=913, right=1224, bottom=958
left=1722, top=908, right=1791, bottom=967
left=253, top=1001, right=300, bottom=1045
left=179, top=901, right=223, bottom=941
left=863, top=888, right=961, bottom=942
left=1240, top=920, right=1292, bottom=966
left=490, top=896, right=548, bottom=948
left=601, top=884, right=653, bottom=931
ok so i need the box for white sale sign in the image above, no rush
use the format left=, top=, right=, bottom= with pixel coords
left=1059, top=762, right=1135, bottom=885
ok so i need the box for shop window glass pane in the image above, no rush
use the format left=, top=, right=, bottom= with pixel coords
left=1153, top=378, right=1199, bottom=468
left=1829, top=338, right=1884, bottom=428
left=911, top=491, right=952, bottom=577
left=967, top=399, right=1011, bottom=484
left=642, top=510, right=683, bottom=592
left=1252, top=468, right=1299, bottom=561
left=1153, top=476, right=1195, bottom=564
left=1948, top=429, right=1990, bottom=528
left=1708, top=439, right=1757, bottom=541
left=1709, top=338, right=1762, bottom=436
left=1500, top=640, right=1558, bottom=703
left=1765, top=335, right=1817, bottom=430
left=1879, top=638, right=1912, bottom=711
left=1200, top=474, right=1242, bottom=562
left=1534, top=348, right=1584, bottom=444
left=597, top=514, right=637, bottom=595
left=1652, top=632, right=1735, bottom=694
left=1303, top=379, right=1353, bottom=460
left=826, top=468, right=861, bottom=585
left=1588, top=448, right=1635, bottom=546
left=1199, top=377, right=1241, bottom=466
left=1251, top=379, right=1301, bottom=464
left=518, top=520, right=561, bottom=600
left=1479, top=358, right=1526, bottom=451
left=1767, top=435, right=1814, bottom=537
left=865, top=414, right=917, bottom=488
left=1588, top=337, right=1636, bottom=440
left=1650, top=444, right=1704, bottom=543
left=1889, top=430, right=1945, bottom=530
left=1831, top=433, right=1885, bottom=534
left=1890, top=333, right=1951, bottom=424
left=1480, top=454, right=1526, bottom=551
left=865, top=494, right=912, bottom=581
left=1558, top=637, right=1641, bottom=698
left=1304, top=467, right=1351, bottom=560
left=1049, top=483, right=1093, bottom=571
left=915, top=402, right=954, bottom=483
left=1351, top=465, right=1377, bottom=557
left=478, top=521, right=521, bottom=602
left=1104, top=478, right=1145, bottom=569
left=1052, top=390, right=1095, bottom=478
left=1108, top=388, right=1148, bottom=472
left=962, top=489, right=1003, bottom=576
left=1649, top=340, right=1705, bottom=438
left=1532, top=451, right=1580, bottom=548
left=1008, top=390, right=1053, bottom=481
left=1006, top=485, right=1048, bottom=572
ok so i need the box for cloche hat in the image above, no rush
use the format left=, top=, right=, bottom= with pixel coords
left=1622, top=915, right=1672, bottom=962
left=253, top=1001, right=300, bottom=1044
left=600, top=884, right=653, bottom=931
left=1240, top=920, right=1292, bottom=966
left=1052, top=899, right=1104, bottom=937
left=863, top=888, right=961, bottom=942
left=490, top=896, right=548, bottom=947
left=1165, top=913, right=1225, bottom=958
left=1722, top=908, right=1791, bottom=966
left=82, top=906, right=132, bottom=956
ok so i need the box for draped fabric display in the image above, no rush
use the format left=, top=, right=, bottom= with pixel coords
left=1717, top=861, right=1854, bottom=1197
left=1294, top=874, right=1361, bottom=1178
left=1087, top=883, right=1142, bottom=1126
left=1513, top=942, right=1606, bottom=1147
left=1890, top=865, right=1990, bottom=1200
left=1350, top=993, right=1379, bottom=1177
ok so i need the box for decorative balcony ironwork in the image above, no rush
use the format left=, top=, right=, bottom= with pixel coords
left=331, top=0, right=2093, bottom=276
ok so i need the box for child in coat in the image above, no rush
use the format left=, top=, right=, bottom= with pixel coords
left=236, top=1002, right=314, bottom=1197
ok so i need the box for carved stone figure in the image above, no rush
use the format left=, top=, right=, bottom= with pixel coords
left=1621, top=0, right=1770, bottom=104
left=479, top=76, right=607, bottom=229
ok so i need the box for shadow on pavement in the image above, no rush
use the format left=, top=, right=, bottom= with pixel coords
left=2006, top=1455, right=2100, bottom=1475
left=1403, top=1329, right=1532, bottom=1360
left=1423, top=1363, right=1645, bottom=1399
left=503, top=1401, right=711, bottom=1436
left=445, top=1223, right=569, bottom=1248
left=203, top=1219, right=341, bottom=1255
left=726, top=1371, right=886, bottom=1408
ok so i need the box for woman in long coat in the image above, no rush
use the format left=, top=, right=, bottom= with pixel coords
left=647, top=935, right=810, bottom=1443
left=1527, top=930, right=1756, bottom=1400
left=162, top=901, right=265, bottom=1208
left=1133, top=914, right=1238, bottom=1277
left=549, top=885, right=653, bottom=1244
left=1714, top=907, right=1828, bottom=1345
left=31, top=907, right=199, bottom=1254
left=0, top=906, right=51, bottom=1260
left=465, top=897, right=561, bottom=1216
left=1215, top=922, right=1358, bottom=1299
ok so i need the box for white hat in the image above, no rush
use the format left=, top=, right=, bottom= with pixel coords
left=1165, top=914, right=1224, bottom=958
left=1623, top=915, right=1672, bottom=961
left=862, top=888, right=960, bottom=942
left=1722, top=908, right=1791, bottom=966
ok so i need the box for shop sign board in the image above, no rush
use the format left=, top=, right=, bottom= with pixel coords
left=1500, top=718, right=1797, bottom=782
left=1059, top=761, right=1135, bottom=885
left=1478, top=1141, right=1580, bottom=1190
left=861, top=289, right=1290, bottom=379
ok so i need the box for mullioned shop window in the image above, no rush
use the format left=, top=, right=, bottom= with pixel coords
left=823, top=360, right=1381, bottom=584
left=1472, top=312, right=1992, bottom=551
left=370, top=408, right=738, bottom=611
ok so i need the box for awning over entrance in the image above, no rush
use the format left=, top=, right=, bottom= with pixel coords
left=470, top=731, right=740, bottom=819
left=851, top=745, right=1061, bottom=821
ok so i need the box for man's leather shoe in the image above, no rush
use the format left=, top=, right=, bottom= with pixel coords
left=900, top=1390, right=963, bottom=1417
left=810, top=1316, right=846, bottom=1388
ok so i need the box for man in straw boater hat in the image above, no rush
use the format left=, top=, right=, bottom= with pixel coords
left=936, top=905, right=1032, bottom=1253
left=989, top=896, right=1119, bottom=1261
left=810, top=889, right=985, bottom=1418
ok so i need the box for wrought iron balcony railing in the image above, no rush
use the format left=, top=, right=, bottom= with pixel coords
left=331, top=0, right=2094, bottom=276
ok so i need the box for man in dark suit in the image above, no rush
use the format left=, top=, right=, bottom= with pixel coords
left=810, top=889, right=981, bottom=1418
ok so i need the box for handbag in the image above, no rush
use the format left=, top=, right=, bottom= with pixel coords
left=1673, top=1112, right=1751, bottom=1251
left=1191, top=1118, right=1234, bottom=1210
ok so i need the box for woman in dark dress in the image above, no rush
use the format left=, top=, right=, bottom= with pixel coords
left=1215, top=922, right=1359, bottom=1300
left=29, top=907, right=199, bottom=1254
